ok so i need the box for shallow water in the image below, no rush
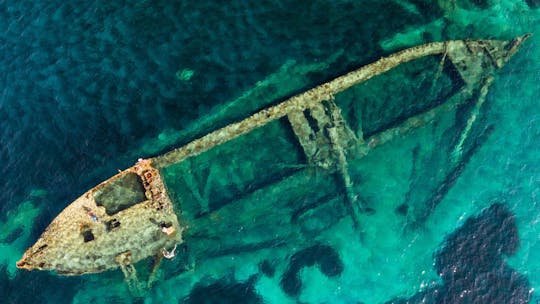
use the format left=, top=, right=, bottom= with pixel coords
left=1, top=1, right=539, bottom=303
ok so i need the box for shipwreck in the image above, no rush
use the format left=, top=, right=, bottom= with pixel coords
left=17, top=35, right=530, bottom=290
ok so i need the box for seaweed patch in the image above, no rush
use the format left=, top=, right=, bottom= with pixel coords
left=280, top=244, right=343, bottom=296
left=387, top=203, right=531, bottom=304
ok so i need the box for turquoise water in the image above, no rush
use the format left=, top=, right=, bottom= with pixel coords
left=1, top=1, right=539, bottom=303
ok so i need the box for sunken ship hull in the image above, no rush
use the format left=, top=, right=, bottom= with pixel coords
left=17, top=36, right=529, bottom=287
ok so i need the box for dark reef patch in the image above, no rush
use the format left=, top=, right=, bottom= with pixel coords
left=387, top=203, right=530, bottom=304
left=280, top=244, right=343, bottom=296
left=258, top=260, right=276, bottom=278
left=395, top=203, right=409, bottom=216
left=0, top=227, right=24, bottom=243
left=526, top=0, right=540, bottom=9
left=184, top=278, right=263, bottom=304
left=0, top=264, right=81, bottom=304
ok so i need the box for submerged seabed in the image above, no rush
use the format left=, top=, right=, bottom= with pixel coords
left=1, top=1, right=539, bottom=303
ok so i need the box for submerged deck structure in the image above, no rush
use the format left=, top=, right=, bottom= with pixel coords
left=17, top=36, right=529, bottom=289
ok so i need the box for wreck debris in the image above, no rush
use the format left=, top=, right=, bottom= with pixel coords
left=452, top=76, right=494, bottom=162
left=398, top=48, right=503, bottom=229
left=420, top=124, right=496, bottom=225
left=287, top=98, right=364, bottom=225
left=401, top=77, right=498, bottom=229
left=161, top=226, right=176, bottom=236
left=162, top=244, right=177, bottom=259
left=116, top=250, right=142, bottom=295
left=16, top=35, right=529, bottom=288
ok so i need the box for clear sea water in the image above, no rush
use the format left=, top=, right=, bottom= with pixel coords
left=1, top=1, right=539, bottom=303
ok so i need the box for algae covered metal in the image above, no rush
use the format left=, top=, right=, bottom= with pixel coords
left=16, top=36, right=530, bottom=288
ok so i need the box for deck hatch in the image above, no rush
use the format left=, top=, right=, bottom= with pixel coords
left=94, top=172, right=147, bottom=215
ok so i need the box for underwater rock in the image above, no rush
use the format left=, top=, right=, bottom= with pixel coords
left=436, top=203, right=519, bottom=276
left=387, top=203, right=530, bottom=304
left=280, top=244, right=343, bottom=296
left=434, top=203, right=529, bottom=303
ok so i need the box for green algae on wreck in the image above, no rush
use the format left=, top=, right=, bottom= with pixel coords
left=16, top=36, right=529, bottom=292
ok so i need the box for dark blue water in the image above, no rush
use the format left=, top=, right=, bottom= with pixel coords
left=1, top=1, right=539, bottom=303
left=1, top=0, right=428, bottom=215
